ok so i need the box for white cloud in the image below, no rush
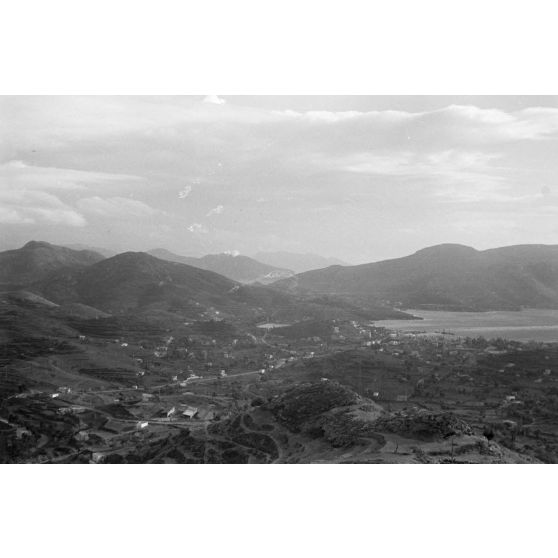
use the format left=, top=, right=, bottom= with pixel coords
left=206, top=204, right=224, bottom=216
left=325, top=149, right=502, bottom=180
left=275, top=104, right=558, bottom=143
left=0, top=189, right=86, bottom=226
left=0, top=160, right=144, bottom=191
left=275, top=109, right=415, bottom=124
left=203, top=95, right=226, bottom=105
left=178, top=185, right=192, bottom=199
left=77, top=196, right=158, bottom=218
left=187, top=223, right=208, bottom=234
left=0, top=206, right=34, bottom=225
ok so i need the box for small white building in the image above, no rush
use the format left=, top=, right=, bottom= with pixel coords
left=182, top=406, right=198, bottom=419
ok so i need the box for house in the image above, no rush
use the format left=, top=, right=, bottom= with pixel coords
left=142, top=393, right=154, bottom=402
left=91, top=452, right=105, bottom=464
left=182, top=406, right=198, bottom=419
left=136, top=421, right=149, bottom=430
left=167, top=406, right=176, bottom=418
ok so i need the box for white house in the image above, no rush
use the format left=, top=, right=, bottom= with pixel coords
left=182, top=406, right=198, bottom=419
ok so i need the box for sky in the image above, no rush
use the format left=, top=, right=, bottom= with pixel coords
left=2, top=95, right=558, bottom=263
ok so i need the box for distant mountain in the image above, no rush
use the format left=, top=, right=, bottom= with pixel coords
left=37, top=251, right=239, bottom=315
left=22, top=248, right=402, bottom=322
left=253, top=251, right=349, bottom=274
left=0, top=241, right=105, bottom=286
left=148, top=248, right=293, bottom=284
left=64, top=243, right=116, bottom=258
left=146, top=248, right=199, bottom=266
left=273, top=243, right=558, bottom=311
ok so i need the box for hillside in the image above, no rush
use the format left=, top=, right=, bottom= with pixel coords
left=0, top=241, right=105, bottom=287
left=253, top=251, right=348, bottom=274
left=64, top=243, right=116, bottom=258
left=148, top=248, right=293, bottom=284
left=274, top=243, right=558, bottom=311
left=35, top=251, right=240, bottom=314
left=25, top=250, right=404, bottom=324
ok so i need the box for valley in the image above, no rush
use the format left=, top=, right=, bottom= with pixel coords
left=2, top=241, right=558, bottom=464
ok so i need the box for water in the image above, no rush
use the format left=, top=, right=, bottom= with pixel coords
left=374, top=309, right=558, bottom=343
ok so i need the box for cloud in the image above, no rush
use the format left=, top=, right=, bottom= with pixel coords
left=0, top=206, right=34, bottom=225
left=187, top=223, right=208, bottom=234
left=77, top=196, right=158, bottom=218
left=323, top=149, right=502, bottom=181
left=203, top=95, right=226, bottom=105
left=0, top=160, right=144, bottom=191
left=0, top=189, right=86, bottom=226
left=275, top=104, right=558, bottom=144
left=206, top=204, right=224, bottom=216
left=178, top=186, right=192, bottom=199
left=275, top=109, right=415, bottom=124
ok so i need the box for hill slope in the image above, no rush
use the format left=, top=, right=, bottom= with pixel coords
left=274, top=243, right=558, bottom=311
left=0, top=241, right=105, bottom=286
left=148, top=248, right=293, bottom=284
left=253, top=251, right=348, bottom=274
left=27, top=250, right=404, bottom=322
left=35, top=251, right=240, bottom=314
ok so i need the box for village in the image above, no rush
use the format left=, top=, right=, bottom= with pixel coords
left=3, top=313, right=558, bottom=463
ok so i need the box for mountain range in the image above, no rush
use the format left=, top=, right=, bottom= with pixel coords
left=7, top=241, right=558, bottom=316
left=147, top=248, right=293, bottom=284
left=273, top=243, right=558, bottom=311
left=0, top=241, right=104, bottom=286
left=252, top=251, right=349, bottom=274
left=0, top=241, right=400, bottom=323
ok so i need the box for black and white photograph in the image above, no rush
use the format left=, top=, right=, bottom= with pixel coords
left=2, top=2, right=557, bottom=557
left=5, top=93, right=558, bottom=465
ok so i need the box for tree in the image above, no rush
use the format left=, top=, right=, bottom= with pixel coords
left=483, top=425, right=494, bottom=441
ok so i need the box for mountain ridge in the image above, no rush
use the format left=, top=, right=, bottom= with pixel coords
left=0, top=240, right=105, bottom=286
left=148, top=248, right=293, bottom=284
left=273, top=243, right=558, bottom=311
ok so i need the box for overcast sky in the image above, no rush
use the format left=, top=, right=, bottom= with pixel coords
left=2, top=95, right=558, bottom=263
